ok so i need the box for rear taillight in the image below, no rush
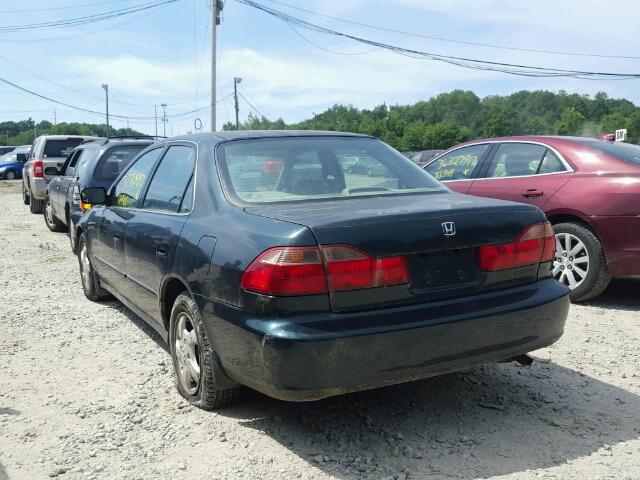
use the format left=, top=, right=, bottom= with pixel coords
left=72, top=185, right=80, bottom=205
left=33, top=159, right=44, bottom=178
left=478, top=222, right=555, bottom=271
left=321, top=245, right=409, bottom=292
left=241, top=245, right=409, bottom=296
left=240, top=246, right=327, bottom=296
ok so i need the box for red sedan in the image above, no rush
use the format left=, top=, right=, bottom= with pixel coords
left=424, top=136, right=640, bottom=301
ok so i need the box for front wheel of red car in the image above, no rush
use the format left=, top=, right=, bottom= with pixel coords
left=552, top=222, right=610, bottom=302
left=169, top=293, right=240, bottom=410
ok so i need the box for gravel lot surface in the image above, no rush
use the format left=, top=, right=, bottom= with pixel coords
left=0, top=179, right=638, bottom=480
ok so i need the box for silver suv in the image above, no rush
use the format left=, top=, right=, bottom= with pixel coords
left=22, top=135, right=97, bottom=213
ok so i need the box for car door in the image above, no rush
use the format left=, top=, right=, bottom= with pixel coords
left=51, top=149, right=82, bottom=219
left=91, top=147, right=165, bottom=294
left=467, top=142, right=573, bottom=208
left=423, top=143, right=492, bottom=194
left=123, top=144, right=196, bottom=323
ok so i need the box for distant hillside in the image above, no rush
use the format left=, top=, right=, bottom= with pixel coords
left=223, top=89, right=640, bottom=150
left=0, top=120, right=144, bottom=146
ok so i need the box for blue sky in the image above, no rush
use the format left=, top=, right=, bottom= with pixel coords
left=1, top=0, right=639, bottom=135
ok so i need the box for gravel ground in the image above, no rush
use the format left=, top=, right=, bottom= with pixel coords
left=0, top=179, right=638, bottom=480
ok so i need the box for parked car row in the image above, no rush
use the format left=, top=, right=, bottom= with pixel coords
left=24, top=131, right=572, bottom=410
left=423, top=136, right=640, bottom=301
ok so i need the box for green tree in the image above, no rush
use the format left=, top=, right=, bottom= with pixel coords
left=555, top=107, right=585, bottom=135
left=601, top=112, right=628, bottom=135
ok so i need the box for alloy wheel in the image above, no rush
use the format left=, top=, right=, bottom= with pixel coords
left=6, top=171, right=16, bottom=180
left=79, top=243, right=92, bottom=291
left=552, top=232, right=589, bottom=289
left=174, top=312, right=201, bottom=395
left=45, top=200, right=55, bottom=228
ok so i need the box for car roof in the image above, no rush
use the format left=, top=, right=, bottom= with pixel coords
left=37, top=135, right=98, bottom=140
left=166, top=130, right=372, bottom=144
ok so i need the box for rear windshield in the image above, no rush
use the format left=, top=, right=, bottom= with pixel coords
left=94, top=145, right=147, bottom=182
left=575, top=140, right=640, bottom=165
left=217, top=136, right=444, bottom=204
left=43, top=138, right=85, bottom=158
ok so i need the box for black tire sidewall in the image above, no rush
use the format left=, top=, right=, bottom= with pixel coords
left=77, top=234, right=98, bottom=299
left=553, top=222, right=609, bottom=301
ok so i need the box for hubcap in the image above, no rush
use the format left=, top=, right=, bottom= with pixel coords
left=79, top=244, right=92, bottom=290
left=552, top=233, right=589, bottom=290
left=45, top=201, right=54, bottom=226
left=174, top=312, right=200, bottom=395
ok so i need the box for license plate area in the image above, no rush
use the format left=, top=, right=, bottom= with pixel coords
left=409, top=248, right=479, bottom=292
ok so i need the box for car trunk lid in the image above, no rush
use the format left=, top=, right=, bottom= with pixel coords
left=245, top=192, right=548, bottom=311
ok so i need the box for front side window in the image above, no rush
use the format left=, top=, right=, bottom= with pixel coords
left=112, top=148, right=163, bottom=208
left=94, top=145, right=148, bottom=182
left=219, top=137, right=443, bottom=204
left=485, top=143, right=547, bottom=178
left=142, top=146, right=196, bottom=212
left=425, top=144, right=488, bottom=181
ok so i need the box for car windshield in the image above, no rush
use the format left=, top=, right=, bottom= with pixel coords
left=218, top=136, right=445, bottom=204
left=575, top=140, right=640, bottom=165
left=43, top=138, right=85, bottom=158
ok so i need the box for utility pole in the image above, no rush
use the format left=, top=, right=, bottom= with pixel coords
left=233, top=77, right=242, bottom=130
left=53, top=109, right=57, bottom=126
left=161, top=103, right=168, bottom=137
left=211, top=0, right=223, bottom=132
left=126, top=118, right=130, bottom=135
left=154, top=105, right=158, bottom=138
left=101, top=84, right=110, bottom=137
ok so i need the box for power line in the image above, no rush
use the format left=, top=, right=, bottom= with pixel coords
left=236, top=0, right=640, bottom=80
left=238, top=91, right=266, bottom=118
left=0, top=73, right=232, bottom=121
left=0, top=0, right=131, bottom=14
left=259, top=0, right=640, bottom=61
left=0, top=0, right=179, bottom=32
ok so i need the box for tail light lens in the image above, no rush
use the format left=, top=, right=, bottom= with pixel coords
left=33, top=159, right=44, bottom=178
left=241, top=245, right=409, bottom=296
left=321, top=245, right=409, bottom=292
left=478, top=222, right=555, bottom=271
left=240, top=246, right=327, bottom=296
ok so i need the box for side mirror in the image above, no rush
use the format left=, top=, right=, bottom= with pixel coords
left=17, top=154, right=26, bottom=163
left=44, top=166, right=60, bottom=176
left=80, top=187, right=107, bottom=208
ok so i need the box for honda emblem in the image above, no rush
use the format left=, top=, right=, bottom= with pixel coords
left=442, top=221, right=456, bottom=236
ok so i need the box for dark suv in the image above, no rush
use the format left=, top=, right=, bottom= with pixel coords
left=44, top=137, right=155, bottom=252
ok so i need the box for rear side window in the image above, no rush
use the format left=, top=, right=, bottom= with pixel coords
left=142, top=146, right=196, bottom=212
left=425, top=144, right=488, bottom=181
left=43, top=139, right=85, bottom=158
left=538, top=150, right=566, bottom=174
left=113, top=148, right=163, bottom=208
left=94, top=145, right=147, bottom=182
left=485, top=143, right=547, bottom=178
left=220, top=137, right=442, bottom=204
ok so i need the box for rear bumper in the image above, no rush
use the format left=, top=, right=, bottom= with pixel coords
left=29, top=177, right=47, bottom=199
left=200, top=278, right=570, bottom=401
left=590, top=215, right=640, bottom=276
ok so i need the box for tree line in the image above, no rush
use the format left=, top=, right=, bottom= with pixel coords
left=223, top=89, right=640, bottom=150
left=0, top=119, right=144, bottom=147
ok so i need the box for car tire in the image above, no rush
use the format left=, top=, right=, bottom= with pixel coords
left=169, top=292, right=240, bottom=410
left=29, top=190, right=44, bottom=214
left=43, top=197, right=67, bottom=232
left=23, top=183, right=30, bottom=205
left=77, top=233, right=110, bottom=301
left=552, top=222, right=611, bottom=302
left=5, top=170, right=16, bottom=180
